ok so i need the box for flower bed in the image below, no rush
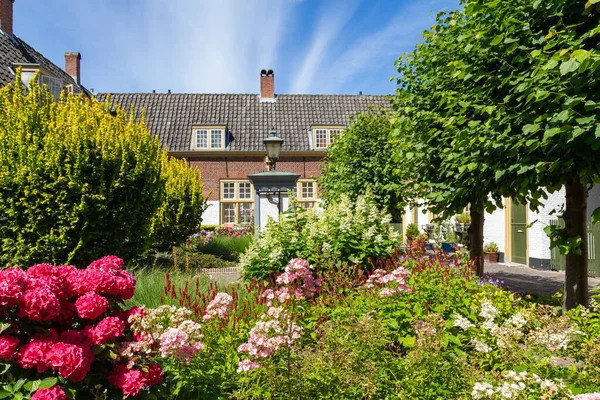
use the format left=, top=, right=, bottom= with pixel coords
left=3, top=251, right=600, bottom=399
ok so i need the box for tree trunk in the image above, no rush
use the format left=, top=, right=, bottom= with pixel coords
left=468, top=204, right=485, bottom=276
left=563, top=180, right=589, bottom=310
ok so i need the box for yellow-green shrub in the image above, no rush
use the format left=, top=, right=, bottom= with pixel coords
left=0, top=71, right=204, bottom=266
left=151, top=155, right=207, bottom=251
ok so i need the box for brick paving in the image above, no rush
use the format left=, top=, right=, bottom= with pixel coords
left=485, top=262, right=600, bottom=297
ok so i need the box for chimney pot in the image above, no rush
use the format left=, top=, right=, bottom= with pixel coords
left=64, top=52, right=81, bottom=85
left=0, top=0, right=15, bottom=37
left=260, top=69, right=275, bottom=100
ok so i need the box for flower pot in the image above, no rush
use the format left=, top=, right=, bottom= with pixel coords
left=441, top=242, right=455, bottom=254
left=455, top=223, right=471, bottom=233
left=485, top=252, right=499, bottom=262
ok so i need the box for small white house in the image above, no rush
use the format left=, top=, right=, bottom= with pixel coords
left=403, top=186, right=600, bottom=270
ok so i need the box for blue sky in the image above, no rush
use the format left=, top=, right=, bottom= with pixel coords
left=14, top=0, right=459, bottom=95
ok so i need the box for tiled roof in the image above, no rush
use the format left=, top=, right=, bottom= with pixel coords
left=0, top=32, right=91, bottom=96
left=95, top=93, right=390, bottom=152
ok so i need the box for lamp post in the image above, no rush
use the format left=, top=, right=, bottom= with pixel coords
left=263, top=129, right=283, bottom=171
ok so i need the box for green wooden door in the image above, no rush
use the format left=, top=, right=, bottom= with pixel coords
left=511, top=200, right=528, bottom=265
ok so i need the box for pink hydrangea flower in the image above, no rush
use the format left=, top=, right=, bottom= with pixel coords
left=30, top=386, right=67, bottom=400
left=75, top=292, right=109, bottom=320
left=0, top=267, right=26, bottom=306
left=16, top=338, right=54, bottom=373
left=86, top=317, right=125, bottom=345
left=109, top=363, right=161, bottom=397
left=87, top=255, right=124, bottom=272
left=575, top=394, right=600, bottom=400
left=0, top=335, right=20, bottom=361
left=202, top=292, right=233, bottom=321
left=47, top=342, right=91, bottom=382
left=19, top=287, right=60, bottom=321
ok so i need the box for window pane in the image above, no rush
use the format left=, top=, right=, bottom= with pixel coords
left=329, top=129, right=341, bottom=144
left=210, top=129, right=222, bottom=148
left=238, top=203, right=253, bottom=224
left=222, top=203, right=236, bottom=224
left=222, top=182, right=235, bottom=199
left=315, top=129, right=328, bottom=148
left=301, top=182, right=314, bottom=199
left=196, top=130, right=208, bottom=148
left=300, top=202, right=315, bottom=209
left=238, top=182, right=252, bottom=200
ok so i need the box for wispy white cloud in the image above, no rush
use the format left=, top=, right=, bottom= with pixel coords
left=319, top=0, right=459, bottom=93
left=289, top=0, right=360, bottom=94
left=67, top=0, right=293, bottom=93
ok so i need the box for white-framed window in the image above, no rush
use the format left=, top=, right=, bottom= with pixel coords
left=313, top=126, right=343, bottom=149
left=297, top=179, right=317, bottom=209
left=220, top=180, right=254, bottom=225
left=40, top=75, right=63, bottom=100
left=193, top=126, right=225, bottom=150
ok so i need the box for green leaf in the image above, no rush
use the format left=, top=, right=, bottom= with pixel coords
left=560, top=58, right=580, bottom=75
left=555, top=109, right=570, bottom=122
left=467, top=162, right=478, bottom=171
left=38, top=377, right=58, bottom=389
left=490, top=34, right=504, bottom=46
left=523, top=124, right=540, bottom=134
left=596, top=125, right=600, bottom=139
left=592, top=208, right=600, bottom=224
left=495, top=170, right=505, bottom=180
left=572, top=49, right=590, bottom=63
left=543, top=127, right=561, bottom=141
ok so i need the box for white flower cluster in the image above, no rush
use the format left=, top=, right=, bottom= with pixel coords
left=129, top=305, right=202, bottom=343
left=472, top=370, right=568, bottom=399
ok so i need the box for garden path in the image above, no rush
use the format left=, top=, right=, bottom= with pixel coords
left=485, top=262, right=600, bottom=297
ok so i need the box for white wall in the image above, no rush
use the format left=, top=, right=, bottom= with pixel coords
left=528, top=188, right=565, bottom=260
left=202, top=200, right=220, bottom=226
left=483, top=203, right=506, bottom=253
left=588, top=185, right=600, bottom=221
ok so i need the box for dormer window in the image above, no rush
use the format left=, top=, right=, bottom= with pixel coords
left=312, top=126, right=343, bottom=149
left=41, top=75, right=63, bottom=100
left=192, top=126, right=226, bottom=150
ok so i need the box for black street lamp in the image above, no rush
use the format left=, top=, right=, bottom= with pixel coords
left=263, top=129, right=284, bottom=171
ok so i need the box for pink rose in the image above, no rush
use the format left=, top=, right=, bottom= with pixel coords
left=75, top=292, right=109, bottom=320
left=0, top=335, right=20, bottom=361
left=30, top=386, right=67, bottom=400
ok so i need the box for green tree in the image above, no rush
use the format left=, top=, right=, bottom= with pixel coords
left=0, top=71, right=203, bottom=266
left=319, top=109, right=408, bottom=222
left=393, top=0, right=600, bottom=308
left=151, top=155, right=208, bottom=251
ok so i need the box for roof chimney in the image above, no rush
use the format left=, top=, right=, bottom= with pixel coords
left=0, top=0, right=15, bottom=37
left=64, top=52, right=81, bottom=85
left=260, top=69, right=275, bottom=100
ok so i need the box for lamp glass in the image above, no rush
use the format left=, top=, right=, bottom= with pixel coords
left=263, top=132, right=283, bottom=160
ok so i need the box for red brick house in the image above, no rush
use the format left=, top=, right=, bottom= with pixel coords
left=0, top=0, right=91, bottom=97
left=97, top=71, right=389, bottom=225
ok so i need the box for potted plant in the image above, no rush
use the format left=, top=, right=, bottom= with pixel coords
left=483, top=242, right=500, bottom=262
left=454, top=212, right=471, bottom=233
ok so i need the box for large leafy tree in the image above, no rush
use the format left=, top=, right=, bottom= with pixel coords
left=393, top=0, right=600, bottom=308
left=319, top=109, right=409, bottom=222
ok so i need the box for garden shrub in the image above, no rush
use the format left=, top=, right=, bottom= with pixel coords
left=0, top=73, right=207, bottom=267
left=189, top=234, right=253, bottom=262
left=0, top=74, right=165, bottom=266
left=0, top=256, right=163, bottom=399
left=239, top=193, right=400, bottom=280
left=150, top=155, right=207, bottom=252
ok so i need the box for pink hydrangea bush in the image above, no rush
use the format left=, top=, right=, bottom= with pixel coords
left=0, top=256, right=163, bottom=398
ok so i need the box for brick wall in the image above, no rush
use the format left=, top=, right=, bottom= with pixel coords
left=0, top=0, right=14, bottom=37
left=187, top=155, right=324, bottom=201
